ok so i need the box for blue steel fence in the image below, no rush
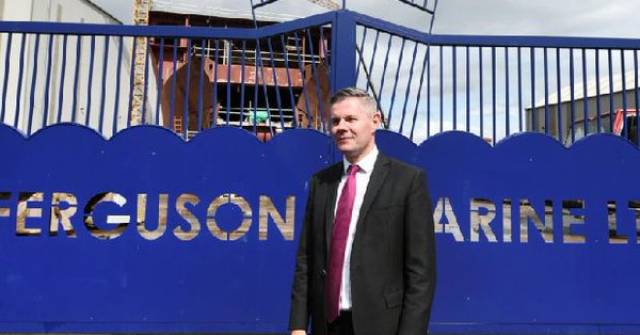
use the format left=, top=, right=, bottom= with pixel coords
left=0, top=10, right=639, bottom=146
left=353, top=12, right=640, bottom=145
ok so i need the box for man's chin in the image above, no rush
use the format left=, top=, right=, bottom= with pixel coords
left=337, top=144, right=353, bottom=154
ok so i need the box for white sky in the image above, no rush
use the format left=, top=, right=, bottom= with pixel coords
left=94, top=0, right=640, bottom=38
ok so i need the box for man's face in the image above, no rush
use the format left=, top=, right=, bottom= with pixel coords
left=330, top=97, right=381, bottom=162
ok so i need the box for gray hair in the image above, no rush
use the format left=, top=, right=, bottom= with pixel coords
left=329, top=87, right=378, bottom=116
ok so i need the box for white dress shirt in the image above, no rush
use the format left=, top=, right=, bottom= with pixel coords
left=334, top=146, right=379, bottom=311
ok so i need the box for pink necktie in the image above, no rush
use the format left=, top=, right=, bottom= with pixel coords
left=326, top=164, right=359, bottom=322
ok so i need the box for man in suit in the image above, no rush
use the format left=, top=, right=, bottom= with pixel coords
left=289, top=87, right=436, bottom=335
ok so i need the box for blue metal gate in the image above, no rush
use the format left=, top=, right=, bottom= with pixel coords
left=1, top=10, right=639, bottom=145
left=1, top=3, right=640, bottom=334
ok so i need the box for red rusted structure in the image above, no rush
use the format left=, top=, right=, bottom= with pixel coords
left=148, top=11, right=331, bottom=141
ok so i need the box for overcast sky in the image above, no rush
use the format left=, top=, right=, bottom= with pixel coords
left=94, top=0, right=640, bottom=38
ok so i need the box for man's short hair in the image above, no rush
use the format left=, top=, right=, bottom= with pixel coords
left=329, top=87, right=378, bottom=116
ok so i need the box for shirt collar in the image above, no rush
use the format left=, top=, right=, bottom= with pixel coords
left=342, top=146, right=379, bottom=174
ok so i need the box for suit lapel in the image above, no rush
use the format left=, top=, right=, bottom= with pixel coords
left=323, top=163, right=343, bottom=258
left=322, top=154, right=390, bottom=261
left=356, top=154, right=390, bottom=227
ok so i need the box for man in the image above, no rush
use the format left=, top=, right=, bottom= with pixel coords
left=289, top=87, right=436, bottom=335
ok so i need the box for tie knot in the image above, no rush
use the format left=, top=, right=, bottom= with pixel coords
left=347, top=164, right=359, bottom=176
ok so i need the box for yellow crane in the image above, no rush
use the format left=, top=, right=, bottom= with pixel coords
left=130, top=0, right=151, bottom=126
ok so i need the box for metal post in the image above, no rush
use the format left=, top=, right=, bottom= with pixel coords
left=331, top=10, right=356, bottom=94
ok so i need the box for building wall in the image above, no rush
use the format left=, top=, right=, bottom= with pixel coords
left=527, top=90, right=639, bottom=145
left=3, top=0, right=118, bottom=23
left=0, top=0, right=159, bottom=137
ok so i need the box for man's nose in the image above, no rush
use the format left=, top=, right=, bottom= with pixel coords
left=334, top=119, right=347, bottom=130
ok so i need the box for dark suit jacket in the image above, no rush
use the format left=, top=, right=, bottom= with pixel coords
left=289, top=153, right=436, bottom=335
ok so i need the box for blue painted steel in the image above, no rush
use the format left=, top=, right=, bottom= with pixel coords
left=364, top=29, right=380, bottom=92
left=504, top=47, right=510, bottom=136
left=14, top=33, right=26, bottom=128
left=85, top=35, right=96, bottom=126
left=71, top=35, right=82, bottom=123
left=355, top=42, right=379, bottom=113
left=430, top=0, right=440, bottom=33
left=255, top=39, right=274, bottom=133
left=491, top=46, right=496, bottom=143
left=169, top=38, right=178, bottom=130
left=570, top=48, right=576, bottom=143
left=529, top=48, right=535, bottom=133
left=13, top=9, right=640, bottom=144
left=0, top=14, right=336, bottom=40
left=184, top=38, right=193, bottom=136
left=397, top=0, right=436, bottom=14
left=43, top=34, right=54, bottom=128
left=196, top=39, right=205, bottom=131
left=155, top=38, right=164, bottom=127
left=635, top=50, right=639, bottom=143
left=479, top=47, right=483, bottom=138
left=621, top=50, right=628, bottom=139
left=377, top=35, right=393, bottom=119
left=0, top=11, right=637, bottom=140
left=349, top=11, right=640, bottom=48
left=410, top=46, right=429, bottom=140
left=251, top=0, right=279, bottom=9
left=26, top=11, right=635, bottom=140
left=252, top=40, right=259, bottom=133
left=100, top=36, right=110, bottom=134
left=324, top=10, right=344, bottom=97
left=267, top=38, right=284, bottom=130
left=279, top=35, right=297, bottom=128
left=399, top=41, right=419, bottom=134
left=255, top=12, right=335, bottom=39
left=113, top=35, right=124, bottom=135
left=582, top=48, right=588, bottom=136
left=387, top=37, right=406, bottom=128
left=466, top=46, right=470, bottom=132
left=211, top=39, right=219, bottom=127
left=225, top=39, right=231, bottom=126
left=3, top=18, right=640, bottom=50
left=354, top=27, right=367, bottom=82
left=452, top=46, right=457, bottom=130
left=556, top=49, right=562, bottom=139
left=439, top=45, right=443, bottom=132
left=5, top=27, right=640, bottom=335
left=0, top=33, right=11, bottom=123
left=608, top=49, right=614, bottom=132
left=27, top=33, right=40, bottom=135
left=239, top=40, right=247, bottom=128
left=1, top=125, right=640, bottom=333
left=517, top=47, right=522, bottom=132
left=427, top=45, right=431, bottom=137
left=595, top=50, right=601, bottom=133
left=543, top=47, right=549, bottom=135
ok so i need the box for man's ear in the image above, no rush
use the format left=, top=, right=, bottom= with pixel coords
left=372, top=111, right=382, bottom=128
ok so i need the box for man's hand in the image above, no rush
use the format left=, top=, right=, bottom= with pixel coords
left=291, top=330, right=307, bottom=335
